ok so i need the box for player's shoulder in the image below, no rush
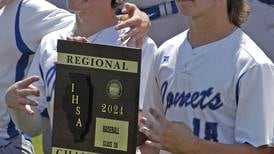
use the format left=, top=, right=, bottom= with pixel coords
left=142, top=36, right=157, bottom=50
left=151, top=30, right=188, bottom=69
left=143, top=36, right=156, bottom=46
left=23, top=0, right=57, bottom=11
left=44, top=24, right=73, bottom=39
left=22, top=0, right=72, bottom=16
left=39, top=25, right=74, bottom=50
left=158, top=30, right=188, bottom=55
left=159, top=30, right=188, bottom=48
left=238, top=29, right=273, bottom=65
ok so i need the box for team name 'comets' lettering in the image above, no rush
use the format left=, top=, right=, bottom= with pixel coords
left=161, top=81, right=223, bottom=113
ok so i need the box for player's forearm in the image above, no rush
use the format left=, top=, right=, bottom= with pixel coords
left=189, top=139, right=274, bottom=154
left=10, top=107, right=49, bottom=137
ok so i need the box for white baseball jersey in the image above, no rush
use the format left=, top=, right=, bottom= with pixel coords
left=0, top=0, right=74, bottom=139
left=142, top=28, right=274, bottom=154
left=26, top=23, right=157, bottom=126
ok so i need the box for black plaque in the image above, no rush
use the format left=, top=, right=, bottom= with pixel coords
left=52, top=40, right=141, bottom=154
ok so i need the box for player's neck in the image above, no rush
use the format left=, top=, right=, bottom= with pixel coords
left=76, top=11, right=116, bottom=37
left=188, top=7, right=236, bottom=49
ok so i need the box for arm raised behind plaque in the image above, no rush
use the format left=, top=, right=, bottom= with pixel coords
left=5, top=76, right=50, bottom=137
